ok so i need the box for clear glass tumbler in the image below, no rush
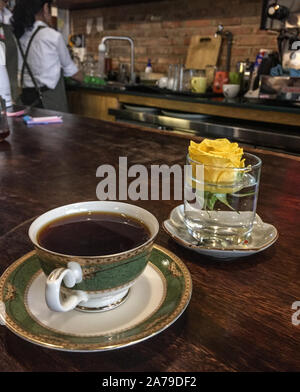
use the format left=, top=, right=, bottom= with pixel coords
left=169, top=64, right=179, bottom=90
left=184, top=153, right=262, bottom=246
left=182, top=69, right=194, bottom=92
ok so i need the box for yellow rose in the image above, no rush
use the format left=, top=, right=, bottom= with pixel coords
left=188, top=138, right=245, bottom=193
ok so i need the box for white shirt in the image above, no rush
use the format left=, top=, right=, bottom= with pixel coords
left=19, top=21, right=78, bottom=89
left=0, top=8, right=12, bottom=64
left=0, top=7, right=12, bottom=24
left=0, top=8, right=12, bottom=106
left=0, top=63, right=12, bottom=106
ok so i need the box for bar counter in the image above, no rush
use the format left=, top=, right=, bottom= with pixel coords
left=67, top=82, right=300, bottom=126
left=0, top=108, right=300, bottom=372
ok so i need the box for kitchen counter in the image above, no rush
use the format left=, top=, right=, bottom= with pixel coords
left=0, top=108, right=300, bottom=372
left=67, top=82, right=300, bottom=126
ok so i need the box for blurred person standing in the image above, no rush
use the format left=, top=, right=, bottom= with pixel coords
left=11, top=0, right=83, bottom=112
left=0, top=0, right=18, bottom=106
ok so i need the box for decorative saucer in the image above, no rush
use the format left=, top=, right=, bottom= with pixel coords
left=163, top=205, right=278, bottom=259
left=0, top=245, right=192, bottom=352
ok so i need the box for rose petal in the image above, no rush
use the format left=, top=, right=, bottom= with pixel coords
left=188, top=138, right=245, bottom=188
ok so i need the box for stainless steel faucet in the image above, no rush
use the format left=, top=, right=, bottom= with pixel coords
left=99, top=36, right=135, bottom=83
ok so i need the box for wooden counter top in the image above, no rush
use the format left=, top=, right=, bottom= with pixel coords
left=0, top=108, right=300, bottom=372
left=67, top=85, right=300, bottom=126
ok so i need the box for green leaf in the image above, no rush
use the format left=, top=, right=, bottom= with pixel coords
left=215, top=193, right=236, bottom=211
left=207, top=195, right=217, bottom=210
left=204, top=192, right=218, bottom=210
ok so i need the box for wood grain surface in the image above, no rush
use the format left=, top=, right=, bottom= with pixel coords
left=0, top=108, right=300, bottom=372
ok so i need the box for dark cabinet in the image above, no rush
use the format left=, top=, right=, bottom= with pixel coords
left=55, top=0, right=163, bottom=10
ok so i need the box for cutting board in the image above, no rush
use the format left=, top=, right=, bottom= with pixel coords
left=185, top=35, right=222, bottom=70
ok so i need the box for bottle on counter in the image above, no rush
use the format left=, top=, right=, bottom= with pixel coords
left=245, top=49, right=271, bottom=97
left=212, top=70, right=229, bottom=94
left=236, top=59, right=252, bottom=94
left=105, top=49, right=112, bottom=75
left=145, top=59, right=152, bottom=74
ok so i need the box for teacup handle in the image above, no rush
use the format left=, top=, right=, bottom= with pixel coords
left=45, top=262, right=88, bottom=312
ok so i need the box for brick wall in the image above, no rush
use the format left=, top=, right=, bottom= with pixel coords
left=69, top=0, right=278, bottom=74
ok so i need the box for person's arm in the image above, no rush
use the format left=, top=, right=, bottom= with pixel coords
left=70, top=69, right=84, bottom=83
left=56, top=33, right=83, bottom=82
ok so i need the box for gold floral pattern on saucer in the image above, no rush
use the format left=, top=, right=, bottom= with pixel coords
left=0, top=245, right=192, bottom=352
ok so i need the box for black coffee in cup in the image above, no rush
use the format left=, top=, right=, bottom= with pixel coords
left=37, top=212, right=150, bottom=256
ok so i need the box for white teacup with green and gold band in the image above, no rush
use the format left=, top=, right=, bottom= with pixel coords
left=28, top=201, right=159, bottom=313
